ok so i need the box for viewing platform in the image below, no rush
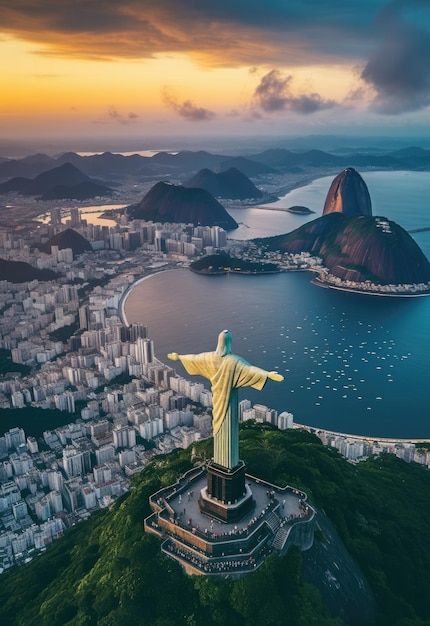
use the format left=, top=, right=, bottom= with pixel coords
left=144, top=463, right=315, bottom=577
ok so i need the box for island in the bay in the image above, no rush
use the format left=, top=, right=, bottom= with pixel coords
left=286, top=205, right=315, bottom=215
left=190, top=252, right=279, bottom=275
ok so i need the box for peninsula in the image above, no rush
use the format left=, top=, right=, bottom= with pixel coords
left=190, top=252, right=279, bottom=275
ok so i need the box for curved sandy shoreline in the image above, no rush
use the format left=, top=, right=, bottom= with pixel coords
left=119, top=268, right=179, bottom=326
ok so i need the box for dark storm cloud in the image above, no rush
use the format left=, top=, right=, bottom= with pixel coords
left=361, top=7, right=430, bottom=113
left=253, top=70, right=336, bottom=115
left=162, top=91, right=215, bottom=122
left=0, top=0, right=389, bottom=65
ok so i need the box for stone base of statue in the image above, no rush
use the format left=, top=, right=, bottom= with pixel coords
left=199, top=460, right=253, bottom=522
left=199, top=461, right=253, bottom=522
left=144, top=462, right=315, bottom=578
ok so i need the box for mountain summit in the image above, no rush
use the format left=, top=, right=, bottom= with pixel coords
left=323, top=168, right=372, bottom=217
left=0, top=163, right=112, bottom=200
left=126, top=181, right=238, bottom=230
left=41, top=228, right=92, bottom=256
left=185, top=167, right=263, bottom=200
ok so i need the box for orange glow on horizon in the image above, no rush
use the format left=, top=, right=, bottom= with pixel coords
left=0, top=35, right=360, bottom=135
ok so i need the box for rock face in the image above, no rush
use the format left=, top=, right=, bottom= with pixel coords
left=42, top=228, right=92, bottom=256
left=0, top=163, right=112, bottom=200
left=323, top=168, right=372, bottom=217
left=126, top=181, right=238, bottom=230
left=185, top=167, right=263, bottom=199
left=259, top=213, right=430, bottom=285
left=0, top=258, right=58, bottom=283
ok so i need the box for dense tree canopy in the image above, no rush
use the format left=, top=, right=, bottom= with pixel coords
left=1, top=425, right=429, bottom=626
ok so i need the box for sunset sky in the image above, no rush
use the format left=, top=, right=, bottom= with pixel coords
left=1, top=0, right=430, bottom=143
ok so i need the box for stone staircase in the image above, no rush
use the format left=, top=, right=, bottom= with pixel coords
left=272, top=525, right=290, bottom=552
left=265, top=510, right=281, bottom=534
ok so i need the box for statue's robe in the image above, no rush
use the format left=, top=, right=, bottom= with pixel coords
left=178, top=352, right=268, bottom=469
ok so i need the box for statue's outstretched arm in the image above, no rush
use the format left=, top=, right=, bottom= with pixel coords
left=268, top=371, right=284, bottom=382
left=167, top=352, right=210, bottom=378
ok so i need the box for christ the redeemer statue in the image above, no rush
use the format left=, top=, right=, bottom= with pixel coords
left=168, top=330, right=283, bottom=470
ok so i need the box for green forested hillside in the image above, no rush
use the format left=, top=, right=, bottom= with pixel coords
left=1, top=425, right=429, bottom=626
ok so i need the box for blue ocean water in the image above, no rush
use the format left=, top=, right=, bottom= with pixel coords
left=125, top=171, right=430, bottom=438
left=229, top=170, right=430, bottom=256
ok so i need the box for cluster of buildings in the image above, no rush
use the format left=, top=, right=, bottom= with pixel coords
left=0, top=208, right=228, bottom=282
left=0, top=293, right=220, bottom=574
left=0, top=206, right=428, bottom=574
left=300, top=424, right=430, bottom=465
left=50, top=209, right=227, bottom=259
left=314, top=269, right=430, bottom=296
left=232, top=240, right=323, bottom=272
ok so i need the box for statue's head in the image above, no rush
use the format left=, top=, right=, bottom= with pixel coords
left=216, top=329, right=232, bottom=356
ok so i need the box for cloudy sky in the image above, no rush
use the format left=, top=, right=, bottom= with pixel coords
left=1, top=0, right=430, bottom=141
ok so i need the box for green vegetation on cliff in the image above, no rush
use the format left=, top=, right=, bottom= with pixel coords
left=0, top=348, right=31, bottom=376
left=0, top=406, right=80, bottom=439
left=0, top=258, right=59, bottom=283
left=0, top=426, right=429, bottom=626
left=190, top=252, right=279, bottom=274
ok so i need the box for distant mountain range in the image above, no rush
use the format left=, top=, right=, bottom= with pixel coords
left=0, top=163, right=112, bottom=200
left=40, top=228, right=92, bottom=256
left=1, top=146, right=430, bottom=183
left=0, top=258, right=59, bottom=283
left=185, top=167, right=263, bottom=200
left=126, top=181, right=238, bottom=230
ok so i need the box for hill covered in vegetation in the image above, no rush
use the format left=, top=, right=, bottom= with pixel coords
left=0, top=258, right=59, bottom=283
left=0, top=407, right=79, bottom=439
left=0, top=163, right=112, bottom=200
left=190, top=252, right=279, bottom=274
left=185, top=167, right=263, bottom=199
left=40, top=228, right=92, bottom=256
left=126, top=181, right=238, bottom=230
left=0, top=425, right=429, bottom=626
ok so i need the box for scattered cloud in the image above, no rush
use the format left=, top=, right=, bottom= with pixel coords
left=342, top=85, right=369, bottom=105
left=107, top=107, right=139, bottom=124
left=162, top=89, right=215, bottom=121
left=253, top=69, right=336, bottom=115
left=361, top=6, right=430, bottom=113
left=226, top=108, right=241, bottom=117
left=93, top=107, right=140, bottom=125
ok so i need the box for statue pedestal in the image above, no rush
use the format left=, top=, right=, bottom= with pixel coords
left=199, top=460, right=254, bottom=522
left=145, top=463, right=316, bottom=577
